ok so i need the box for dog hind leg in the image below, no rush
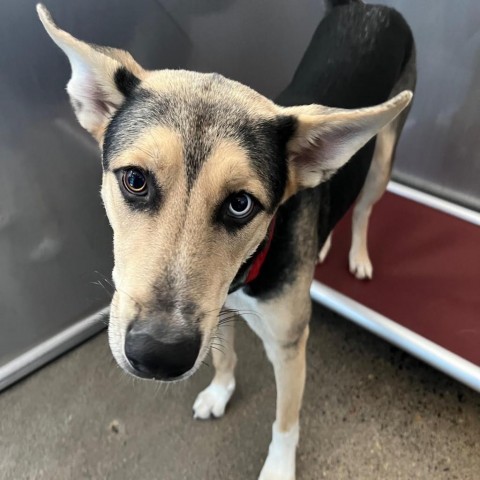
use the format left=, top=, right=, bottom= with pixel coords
left=349, top=118, right=400, bottom=279
left=317, top=232, right=332, bottom=263
left=193, top=317, right=237, bottom=419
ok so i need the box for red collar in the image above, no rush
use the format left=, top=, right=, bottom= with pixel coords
left=245, top=216, right=276, bottom=284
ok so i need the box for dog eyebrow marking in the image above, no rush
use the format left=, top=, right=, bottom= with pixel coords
left=103, top=74, right=295, bottom=203
left=103, top=89, right=229, bottom=191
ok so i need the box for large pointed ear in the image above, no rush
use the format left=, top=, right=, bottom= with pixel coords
left=36, top=4, right=145, bottom=142
left=283, top=91, right=413, bottom=190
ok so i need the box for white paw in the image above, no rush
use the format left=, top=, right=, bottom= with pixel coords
left=349, top=249, right=373, bottom=280
left=317, top=234, right=332, bottom=264
left=259, top=458, right=295, bottom=480
left=258, top=422, right=298, bottom=480
left=193, top=380, right=235, bottom=420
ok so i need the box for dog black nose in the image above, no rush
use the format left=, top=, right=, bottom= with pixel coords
left=124, top=321, right=201, bottom=380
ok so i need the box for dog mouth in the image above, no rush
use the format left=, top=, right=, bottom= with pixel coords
left=120, top=359, right=201, bottom=383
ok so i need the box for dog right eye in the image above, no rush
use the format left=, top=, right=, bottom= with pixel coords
left=114, top=167, right=161, bottom=212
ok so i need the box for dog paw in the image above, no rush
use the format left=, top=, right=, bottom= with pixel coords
left=193, top=380, right=235, bottom=420
left=259, top=461, right=295, bottom=480
left=349, top=250, right=373, bottom=280
left=317, top=234, right=332, bottom=264
left=258, top=422, right=298, bottom=480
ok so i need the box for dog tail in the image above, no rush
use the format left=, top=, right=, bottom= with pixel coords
left=326, top=0, right=363, bottom=10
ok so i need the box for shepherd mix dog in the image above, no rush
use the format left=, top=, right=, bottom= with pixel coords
left=38, top=0, right=416, bottom=478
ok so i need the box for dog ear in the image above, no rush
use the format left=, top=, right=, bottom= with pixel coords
left=283, top=91, right=413, bottom=189
left=36, top=4, right=145, bottom=142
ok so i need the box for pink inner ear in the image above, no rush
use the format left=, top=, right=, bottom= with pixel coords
left=294, top=148, right=317, bottom=166
left=291, top=125, right=358, bottom=187
left=294, top=131, right=322, bottom=161
left=293, top=132, right=331, bottom=170
left=69, top=76, right=115, bottom=112
left=303, top=122, right=365, bottom=173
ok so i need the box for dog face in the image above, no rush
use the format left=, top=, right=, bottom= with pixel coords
left=101, top=72, right=296, bottom=380
left=38, top=4, right=411, bottom=381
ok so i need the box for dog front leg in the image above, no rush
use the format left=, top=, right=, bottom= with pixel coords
left=229, top=289, right=310, bottom=480
left=193, top=317, right=237, bottom=419
left=258, top=325, right=308, bottom=480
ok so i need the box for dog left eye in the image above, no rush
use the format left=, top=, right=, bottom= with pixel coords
left=122, top=168, right=147, bottom=195
left=227, top=193, right=255, bottom=219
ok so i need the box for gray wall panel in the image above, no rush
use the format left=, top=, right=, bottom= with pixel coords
left=158, top=0, right=323, bottom=97
left=380, top=0, right=480, bottom=210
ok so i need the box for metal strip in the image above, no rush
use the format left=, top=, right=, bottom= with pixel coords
left=0, top=307, right=108, bottom=392
left=387, top=181, right=480, bottom=226
left=310, top=281, right=480, bottom=392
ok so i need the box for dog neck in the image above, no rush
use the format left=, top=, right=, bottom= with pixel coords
left=228, top=217, right=276, bottom=293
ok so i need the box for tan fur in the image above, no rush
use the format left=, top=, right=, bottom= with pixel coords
left=143, top=69, right=280, bottom=119
left=107, top=126, right=184, bottom=173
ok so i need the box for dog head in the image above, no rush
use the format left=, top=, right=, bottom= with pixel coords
left=37, top=4, right=412, bottom=381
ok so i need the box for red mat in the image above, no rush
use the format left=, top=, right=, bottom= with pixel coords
left=314, top=192, right=480, bottom=366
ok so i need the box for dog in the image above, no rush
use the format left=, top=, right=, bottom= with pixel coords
left=37, top=1, right=415, bottom=478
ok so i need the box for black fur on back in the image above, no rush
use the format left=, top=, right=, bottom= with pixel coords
left=246, top=2, right=416, bottom=298
left=326, top=0, right=363, bottom=10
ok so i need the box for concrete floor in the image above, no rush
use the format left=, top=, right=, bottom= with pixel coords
left=1, top=303, right=480, bottom=480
